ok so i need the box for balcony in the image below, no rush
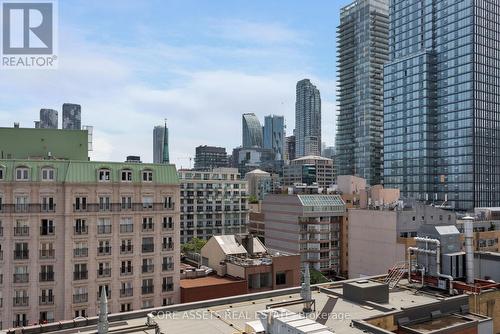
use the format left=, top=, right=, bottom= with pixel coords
left=142, top=264, right=154, bottom=273
left=41, top=204, right=56, bottom=213
left=73, top=203, right=88, bottom=212
left=73, top=248, right=88, bottom=258
left=97, top=246, right=112, bottom=256
left=39, top=272, right=54, bottom=282
left=120, top=245, right=133, bottom=254
left=162, top=283, right=174, bottom=292
left=142, top=244, right=154, bottom=253
left=14, top=250, right=29, bottom=260
left=142, top=224, right=154, bottom=232
left=97, top=226, right=112, bottom=234
left=97, top=268, right=111, bottom=278
left=120, top=224, right=134, bottom=233
left=120, top=267, right=133, bottom=276
left=13, top=226, right=29, bottom=236
left=119, top=288, right=133, bottom=298
left=162, top=263, right=174, bottom=271
left=141, top=286, right=154, bottom=295
left=72, top=203, right=174, bottom=213
left=73, top=226, right=88, bottom=235
left=39, top=249, right=55, bottom=259
left=13, top=296, right=29, bottom=307
left=73, top=293, right=88, bottom=304
left=162, top=223, right=174, bottom=231
left=13, top=320, right=29, bottom=327
left=73, top=271, right=88, bottom=280
left=13, top=273, right=29, bottom=283
left=162, top=243, right=174, bottom=251
left=39, top=295, right=54, bottom=305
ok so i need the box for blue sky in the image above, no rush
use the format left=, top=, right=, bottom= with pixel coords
left=0, top=0, right=351, bottom=167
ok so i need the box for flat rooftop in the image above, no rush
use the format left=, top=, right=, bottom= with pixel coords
left=2, top=278, right=488, bottom=334
left=180, top=275, right=244, bottom=288
left=402, top=314, right=472, bottom=333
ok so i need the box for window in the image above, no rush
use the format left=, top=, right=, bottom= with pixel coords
left=75, top=197, right=87, bottom=211
left=99, top=196, right=111, bottom=211
left=41, top=168, right=55, bottom=181
left=121, top=196, right=132, bottom=209
left=142, top=196, right=153, bottom=209
left=98, top=169, right=111, bottom=182
left=121, top=169, right=132, bottom=182
left=0, top=166, right=4, bottom=180
left=16, top=167, right=29, bottom=181
left=142, top=170, right=153, bottom=182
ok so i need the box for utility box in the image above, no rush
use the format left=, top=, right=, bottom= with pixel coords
left=343, top=280, right=389, bottom=304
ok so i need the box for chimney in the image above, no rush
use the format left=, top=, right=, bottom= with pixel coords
left=463, top=216, right=475, bottom=284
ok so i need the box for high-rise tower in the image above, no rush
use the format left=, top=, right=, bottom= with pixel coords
left=242, top=113, right=263, bottom=148
left=295, top=79, right=321, bottom=157
left=335, top=0, right=388, bottom=186
left=263, top=115, right=285, bottom=160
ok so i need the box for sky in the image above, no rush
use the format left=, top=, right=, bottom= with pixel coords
left=0, top=0, right=351, bottom=167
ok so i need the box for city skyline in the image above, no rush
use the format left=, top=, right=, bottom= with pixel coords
left=0, top=0, right=348, bottom=167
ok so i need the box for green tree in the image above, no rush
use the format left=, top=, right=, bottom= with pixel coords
left=248, top=195, right=259, bottom=204
left=181, top=237, right=207, bottom=253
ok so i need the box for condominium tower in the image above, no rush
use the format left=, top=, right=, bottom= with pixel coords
left=295, top=79, right=321, bottom=157
left=242, top=113, right=263, bottom=148
left=153, top=123, right=169, bottom=164
left=39, top=109, right=58, bottom=129
left=335, top=0, right=388, bottom=186
left=383, top=0, right=500, bottom=210
left=0, top=160, right=180, bottom=328
left=178, top=168, right=248, bottom=244
left=62, top=104, right=82, bottom=130
left=263, top=115, right=285, bottom=160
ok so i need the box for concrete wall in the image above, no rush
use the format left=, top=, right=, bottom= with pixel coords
left=336, top=175, right=366, bottom=194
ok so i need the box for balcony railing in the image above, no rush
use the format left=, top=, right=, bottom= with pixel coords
left=73, top=293, right=88, bottom=304
left=142, top=244, right=154, bottom=253
left=13, top=226, right=29, bottom=236
left=97, top=268, right=111, bottom=278
left=97, top=246, right=112, bottom=256
left=142, top=264, right=154, bottom=273
left=39, top=272, right=54, bottom=282
left=162, top=243, right=174, bottom=251
left=162, top=263, right=174, bottom=271
left=142, top=224, right=154, bottom=232
left=41, top=204, right=56, bottom=213
left=14, top=250, right=29, bottom=260
left=120, top=267, right=133, bottom=276
left=39, top=249, right=55, bottom=259
left=39, top=225, right=55, bottom=236
left=73, top=226, right=88, bottom=235
left=141, top=286, right=154, bottom=294
left=0, top=203, right=58, bottom=214
left=13, top=320, right=29, bottom=327
left=162, top=283, right=174, bottom=292
left=120, top=245, right=133, bottom=254
left=13, top=273, right=29, bottom=283
left=72, top=203, right=174, bottom=213
left=120, top=224, right=134, bottom=233
left=13, top=296, right=29, bottom=307
left=73, top=248, right=88, bottom=257
left=119, top=288, right=133, bottom=298
left=73, top=271, right=88, bottom=280
left=39, top=295, right=54, bottom=305
left=97, top=226, right=112, bottom=234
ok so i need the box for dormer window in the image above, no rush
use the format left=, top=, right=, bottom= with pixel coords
left=121, top=169, right=132, bottom=182
left=41, top=168, right=55, bottom=181
left=16, top=167, right=29, bottom=181
left=98, top=169, right=111, bottom=182
left=142, top=170, right=153, bottom=182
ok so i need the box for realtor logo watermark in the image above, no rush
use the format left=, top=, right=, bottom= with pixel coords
left=1, top=0, right=58, bottom=68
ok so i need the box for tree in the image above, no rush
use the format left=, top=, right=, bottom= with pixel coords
left=181, top=237, right=207, bottom=253
left=248, top=195, right=259, bottom=204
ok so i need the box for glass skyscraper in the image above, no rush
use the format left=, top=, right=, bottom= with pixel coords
left=242, top=113, right=263, bottom=148
left=153, top=122, right=169, bottom=164
left=295, top=79, right=321, bottom=157
left=383, top=0, right=500, bottom=210
left=263, top=115, right=285, bottom=160
left=336, top=0, right=388, bottom=186
left=62, top=103, right=82, bottom=130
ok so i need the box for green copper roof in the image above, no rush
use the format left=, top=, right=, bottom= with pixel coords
left=0, top=159, right=179, bottom=184
left=298, top=194, right=346, bottom=213
left=0, top=127, right=89, bottom=160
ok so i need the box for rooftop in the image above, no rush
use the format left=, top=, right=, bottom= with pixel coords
left=4, top=277, right=487, bottom=334
left=293, top=155, right=332, bottom=162
left=180, top=275, right=244, bottom=289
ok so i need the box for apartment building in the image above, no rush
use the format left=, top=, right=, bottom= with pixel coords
left=0, top=159, right=180, bottom=329
left=283, top=155, right=334, bottom=190
left=178, top=168, right=248, bottom=244
left=263, top=193, right=346, bottom=276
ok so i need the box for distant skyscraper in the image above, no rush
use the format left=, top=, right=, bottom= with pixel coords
left=153, top=122, right=170, bottom=164
left=39, top=109, right=58, bottom=129
left=285, top=135, right=296, bottom=162
left=242, top=113, right=263, bottom=148
left=62, top=103, right=82, bottom=130
left=335, top=0, right=388, bottom=186
left=384, top=0, right=500, bottom=210
left=194, top=145, right=228, bottom=170
left=263, top=115, right=285, bottom=160
left=295, top=79, right=321, bottom=157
